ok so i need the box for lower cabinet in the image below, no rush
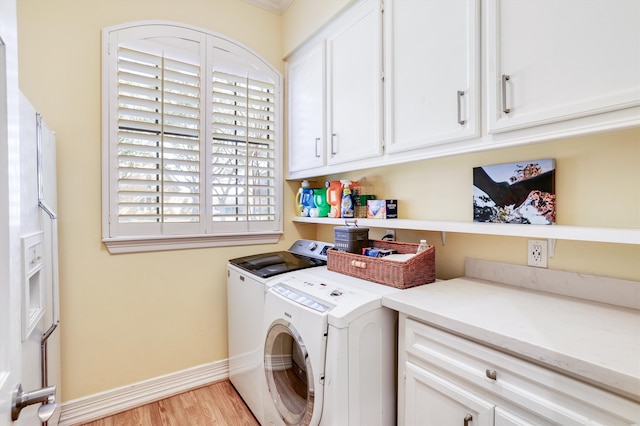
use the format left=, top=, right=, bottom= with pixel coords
left=398, top=314, right=640, bottom=426
left=405, top=362, right=494, bottom=426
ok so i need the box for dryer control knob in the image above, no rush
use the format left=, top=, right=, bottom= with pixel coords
left=330, top=290, right=342, bottom=297
left=308, top=242, right=317, bottom=251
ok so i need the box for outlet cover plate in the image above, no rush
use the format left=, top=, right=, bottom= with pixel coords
left=384, top=229, right=396, bottom=241
left=528, top=239, right=548, bottom=268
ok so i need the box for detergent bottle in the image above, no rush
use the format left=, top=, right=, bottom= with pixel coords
left=295, top=180, right=314, bottom=216
left=340, top=180, right=354, bottom=218
left=313, top=187, right=330, bottom=217
left=326, top=181, right=343, bottom=218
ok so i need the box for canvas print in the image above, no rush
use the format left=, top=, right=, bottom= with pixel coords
left=473, top=159, right=556, bottom=224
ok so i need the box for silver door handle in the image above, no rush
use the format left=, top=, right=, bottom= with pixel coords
left=501, top=74, right=511, bottom=114
left=331, top=133, right=337, bottom=155
left=315, top=137, right=321, bottom=158
left=464, top=414, right=473, bottom=426
left=457, top=90, right=466, bottom=125
left=11, top=384, right=57, bottom=421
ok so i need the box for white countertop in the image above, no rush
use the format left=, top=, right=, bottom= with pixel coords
left=382, top=263, right=640, bottom=402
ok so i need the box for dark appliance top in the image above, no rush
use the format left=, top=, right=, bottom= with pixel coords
left=228, top=239, right=333, bottom=279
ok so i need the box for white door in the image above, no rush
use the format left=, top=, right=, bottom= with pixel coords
left=326, top=0, right=383, bottom=166
left=0, top=13, right=58, bottom=425
left=385, top=0, right=480, bottom=153
left=404, top=362, right=494, bottom=426
left=287, top=41, right=326, bottom=175
left=487, top=0, right=640, bottom=133
left=0, top=29, right=25, bottom=426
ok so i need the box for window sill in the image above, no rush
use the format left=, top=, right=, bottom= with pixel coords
left=103, top=232, right=283, bottom=254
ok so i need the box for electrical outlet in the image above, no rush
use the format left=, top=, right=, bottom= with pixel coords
left=528, top=239, right=548, bottom=268
left=384, top=229, right=396, bottom=241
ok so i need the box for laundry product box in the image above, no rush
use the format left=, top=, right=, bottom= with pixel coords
left=367, top=199, right=397, bottom=219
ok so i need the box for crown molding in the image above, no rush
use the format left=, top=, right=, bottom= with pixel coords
left=244, top=0, right=294, bottom=14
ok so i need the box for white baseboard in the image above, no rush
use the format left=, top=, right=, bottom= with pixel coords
left=58, top=359, right=229, bottom=426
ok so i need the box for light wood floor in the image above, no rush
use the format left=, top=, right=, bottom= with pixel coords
left=79, top=380, right=259, bottom=426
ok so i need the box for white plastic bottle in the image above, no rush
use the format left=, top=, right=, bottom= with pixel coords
left=416, top=239, right=428, bottom=254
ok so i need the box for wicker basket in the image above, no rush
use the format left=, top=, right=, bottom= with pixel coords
left=327, top=240, right=435, bottom=289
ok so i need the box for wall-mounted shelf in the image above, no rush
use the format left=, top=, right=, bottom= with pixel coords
left=293, top=217, right=639, bottom=256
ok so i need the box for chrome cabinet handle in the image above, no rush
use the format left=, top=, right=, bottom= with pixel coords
left=331, top=133, right=337, bottom=155
left=486, top=369, right=497, bottom=380
left=457, top=90, right=466, bottom=125
left=464, top=414, right=473, bottom=426
left=314, top=137, right=321, bottom=158
left=501, top=74, right=511, bottom=114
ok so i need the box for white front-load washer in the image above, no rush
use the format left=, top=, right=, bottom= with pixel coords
left=227, top=240, right=333, bottom=424
left=262, top=268, right=399, bottom=426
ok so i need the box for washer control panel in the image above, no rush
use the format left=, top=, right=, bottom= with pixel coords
left=272, top=273, right=379, bottom=315
left=287, top=239, right=333, bottom=261
left=271, top=283, right=333, bottom=313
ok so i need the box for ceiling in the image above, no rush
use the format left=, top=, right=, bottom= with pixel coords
left=244, top=0, right=294, bottom=14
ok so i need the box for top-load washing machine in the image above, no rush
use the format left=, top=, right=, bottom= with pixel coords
left=227, top=240, right=333, bottom=424
left=262, top=266, right=400, bottom=426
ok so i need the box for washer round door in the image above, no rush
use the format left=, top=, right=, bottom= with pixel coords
left=264, top=319, right=314, bottom=425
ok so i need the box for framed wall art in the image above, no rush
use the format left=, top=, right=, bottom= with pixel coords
left=473, top=159, right=556, bottom=225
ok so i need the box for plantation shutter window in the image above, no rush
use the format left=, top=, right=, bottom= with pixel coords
left=102, top=22, right=283, bottom=252
left=116, top=39, right=203, bottom=235
left=211, top=47, right=277, bottom=232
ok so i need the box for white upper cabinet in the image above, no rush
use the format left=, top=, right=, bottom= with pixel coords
left=286, top=0, right=640, bottom=180
left=287, top=41, right=326, bottom=174
left=286, top=0, right=383, bottom=178
left=385, top=0, right=480, bottom=153
left=486, top=0, right=640, bottom=133
left=326, top=0, right=383, bottom=166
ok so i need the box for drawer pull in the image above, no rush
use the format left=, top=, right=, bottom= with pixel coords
left=464, top=414, right=473, bottom=426
left=501, top=74, right=511, bottom=114
left=485, top=369, right=497, bottom=380
left=457, top=90, right=466, bottom=125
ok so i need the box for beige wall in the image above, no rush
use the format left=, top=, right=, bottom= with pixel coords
left=282, top=0, right=350, bottom=56
left=17, top=0, right=639, bottom=403
left=317, top=128, right=640, bottom=280
left=16, top=0, right=311, bottom=401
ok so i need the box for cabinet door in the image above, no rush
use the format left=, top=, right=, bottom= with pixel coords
left=495, top=407, right=554, bottom=426
left=404, top=362, right=494, bottom=426
left=287, top=42, right=325, bottom=174
left=385, top=0, right=480, bottom=153
left=487, top=0, right=640, bottom=133
left=326, top=0, right=383, bottom=166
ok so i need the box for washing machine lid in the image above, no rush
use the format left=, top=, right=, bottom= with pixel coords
left=228, top=240, right=333, bottom=279
left=273, top=273, right=383, bottom=329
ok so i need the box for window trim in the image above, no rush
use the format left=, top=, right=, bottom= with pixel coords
left=103, top=232, right=284, bottom=254
left=101, top=21, right=283, bottom=253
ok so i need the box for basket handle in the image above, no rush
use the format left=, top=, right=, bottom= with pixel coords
left=350, top=260, right=367, bottom=269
